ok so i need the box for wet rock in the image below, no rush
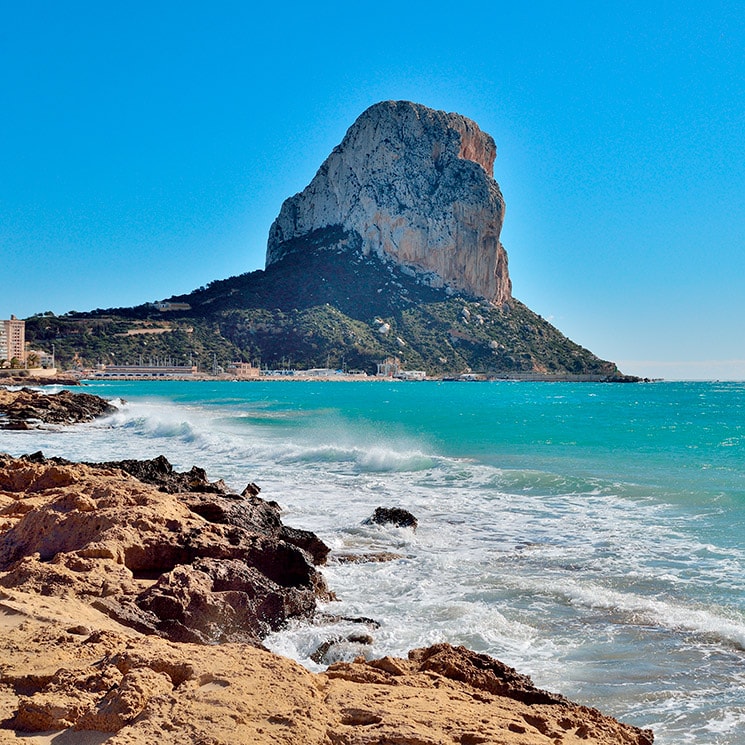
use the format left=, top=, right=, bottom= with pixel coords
left=89, top=454, right=229, bottom=494
left=0, top=388, right=115, bottom=429
left=331, top=551, right=406, bottom=563
left=310, top=632, right=374, bottom=664
left=315, top=613, right=381, bottom=629
left=365, top=506, right=418, bottom=529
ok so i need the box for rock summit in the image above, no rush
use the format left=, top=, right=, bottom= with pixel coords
left=267, top=101, right=512, bottom=306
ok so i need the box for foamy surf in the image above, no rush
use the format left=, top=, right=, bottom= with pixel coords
left=2, top=379, right=745, bottom=744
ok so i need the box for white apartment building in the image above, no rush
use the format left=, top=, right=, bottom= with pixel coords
left=0, top=316, right=26, bottom=363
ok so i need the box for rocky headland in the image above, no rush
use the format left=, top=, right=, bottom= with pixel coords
left=0, top=374, right=80, bottom=387
left=24, top=101, right=636, bottom=379
left=0, top=388, right=116, bottom=430
left=267, top=101, right=512, bottom=306
left=0, top=452, right=654, bottom=743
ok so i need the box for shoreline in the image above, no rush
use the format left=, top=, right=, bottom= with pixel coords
left=0, top=449, right=654, bottom=744
left=78, top=373, right=649, bottom=383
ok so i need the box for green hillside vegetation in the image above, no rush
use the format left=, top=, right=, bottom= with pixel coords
left=24, top=228, right=627, bottom=379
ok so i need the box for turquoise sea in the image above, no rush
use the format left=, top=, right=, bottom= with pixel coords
left=2, top=380, right=744, bottom=743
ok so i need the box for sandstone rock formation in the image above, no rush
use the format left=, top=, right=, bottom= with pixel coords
left=0, top=589, right=654, bottom=744
left=0, top=453, right=329, bottom=644
left=267, top=100, right=513, bottom=306
left=0, top=454, right=654, bottom=743
left=0, top=387, right=116, bottom=429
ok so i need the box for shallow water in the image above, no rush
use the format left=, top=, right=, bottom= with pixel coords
left=2, top=380, right=744, bottom=744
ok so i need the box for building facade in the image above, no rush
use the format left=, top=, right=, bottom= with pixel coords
left=226, top=362, right=261, bottom=379
left=0, top=316, right=26, bottom=364
left=93, top=364, right=198, bottom=379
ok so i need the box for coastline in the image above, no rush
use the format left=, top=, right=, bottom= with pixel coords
left=0, top=394, right=655, bottom=743
left=78, top=373, right=648, bottom=384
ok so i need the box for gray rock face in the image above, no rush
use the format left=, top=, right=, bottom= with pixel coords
left=266, top=101, right=512, bottom=305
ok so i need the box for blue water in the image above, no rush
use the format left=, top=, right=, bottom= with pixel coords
left=2, top=380, right=744, bottom=743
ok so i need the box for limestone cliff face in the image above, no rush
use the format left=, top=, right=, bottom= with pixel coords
left=266, top=101, right=512, bottom=306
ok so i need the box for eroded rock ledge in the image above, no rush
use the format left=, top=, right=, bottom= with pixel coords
left=0, top=387, right=115, bottom=429
left=0, top=454, right=653, bottom=744
left=0, top=453, right=329, bottom=645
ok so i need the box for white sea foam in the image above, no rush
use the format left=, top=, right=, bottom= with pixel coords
left=509, top=576, right=745, bottom=649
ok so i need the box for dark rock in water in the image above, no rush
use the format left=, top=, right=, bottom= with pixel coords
left=3, top=420, right=30, bottom=430
left=0, top=388, right=115, bottom=429
left=310, top=638, right=342, bottom=664
left=310, top=632, right=375, bottom=665
left=316, top=613, right=382, bottom=629
left=365, top=506, right=418, bottom=530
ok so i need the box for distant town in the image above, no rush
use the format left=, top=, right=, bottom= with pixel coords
left=1, top=315, right=625, bottom=383
left=0, top=315, right=427, bottom=381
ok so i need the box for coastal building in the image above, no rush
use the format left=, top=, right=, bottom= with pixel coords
left=396, top=370, right=427, bottom=381
left=304, top=368, right=343, bottom=378
left=153, top=302, right=192, bottom=312
left=93, top=363, right=198, bottom=379
left=26, top=348, right=55, bottom=368
left=376, top=357, right=401, bottom=378
left=375, top=357, right=425, bottom=380
left=0, top=316, right=26, bottom=364
left=226, top=362, right=260, bottom=379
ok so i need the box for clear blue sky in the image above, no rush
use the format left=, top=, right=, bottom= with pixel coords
left=2, top=1, right=743, bottom=379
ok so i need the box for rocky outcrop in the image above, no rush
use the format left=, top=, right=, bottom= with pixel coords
left=0, top=387, right=116, bottom=429
left=0, top=454, right=329, bottom=644
left=364, top=506, right=418, bottom=529
left=0, top=373, right=80, bottom=386
left=21, top=452, right=332, bottom=565
left=0, top=590, right=654, bottom=743
left=267, top=100, right=512, bottom=305
left=0, top=454, right=654, bottom=743
left=89, top=453, right=231, bottom=494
